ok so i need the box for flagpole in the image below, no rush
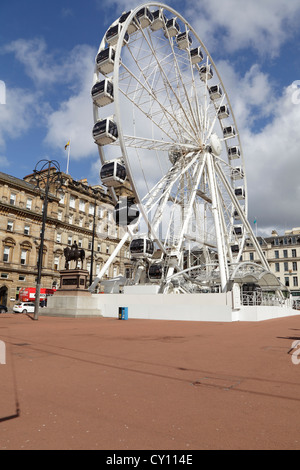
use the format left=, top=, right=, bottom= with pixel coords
left=66, top=141, right=70, bottom=174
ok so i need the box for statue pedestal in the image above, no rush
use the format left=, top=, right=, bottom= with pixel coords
left=41, top=269, right=102, bottom=318
left=57, top=269, right=90, bottom=295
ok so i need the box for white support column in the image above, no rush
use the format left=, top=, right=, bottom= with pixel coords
left=206, top=153, right=228, bottom=292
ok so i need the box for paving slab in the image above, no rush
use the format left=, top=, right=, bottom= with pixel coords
left=0, top=313, right=300, bottom=450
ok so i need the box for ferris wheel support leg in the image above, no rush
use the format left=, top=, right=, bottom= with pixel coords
left=88, top=231, right=130, bottom=293
left=206, top=154, right=229, bottom=293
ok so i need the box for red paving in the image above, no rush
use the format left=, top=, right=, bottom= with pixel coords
left=0, top=312, right=300, bottom=450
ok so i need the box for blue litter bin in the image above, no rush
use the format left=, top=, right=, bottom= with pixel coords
left=119, top=307, right=128, bottom=320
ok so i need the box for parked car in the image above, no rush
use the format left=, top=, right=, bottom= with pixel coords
left=0, top=305, right=8, bottom=313
left=13, top=302, right=35, bottom=313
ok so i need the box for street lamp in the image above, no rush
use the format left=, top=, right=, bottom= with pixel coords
left=32, top=159, right=64, bottom=320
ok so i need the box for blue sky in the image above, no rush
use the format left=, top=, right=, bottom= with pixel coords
left=1, top=0, right=300, bottom=236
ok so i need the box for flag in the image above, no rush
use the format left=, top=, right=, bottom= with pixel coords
left=64, top=140, right=70, bottom=150
left=254, top=218, right=257, bottom=224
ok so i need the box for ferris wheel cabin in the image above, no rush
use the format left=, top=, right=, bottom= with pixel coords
left=233, top=225, right=243, bottom=237
left=92, top=119, right=118, bottom=146
left=106, top=24, right=129, bottom=47
left=148, top=263, right=165, bottom=281
left=234, top=187, right=245, bottom=200
left=228, top=146, right=241, bottom=159
left=100, top=160, right=126, bottom=187
left=135, top=7, right=153, bottom=28
left=113, top=198, right=139, bottom=226
left=164, top=18, right=180, bottom=37
left=91, top=79, right=114, bottom=107
left=129, top=238, right=154, bottom=258
left=223, top=125, right=236, bottom=138
left=231, top=167, right=244, bottom=180
left=218, top=105, right=230, bottom=119
left=190, top=47, right=204, bottom=64
left=119, top=11, right=139, bottom=34
left=96, top=47, right=115, bottom=74
left=150, top=10, right=167, bottom=31
left=209, top=85, right=223, bottom=100
left=199, top=64, right=213, bottom=81
left=176, top=32, right=192, bottom=49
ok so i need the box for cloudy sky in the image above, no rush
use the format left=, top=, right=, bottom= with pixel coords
left=1, top=0, right=300, bottom=236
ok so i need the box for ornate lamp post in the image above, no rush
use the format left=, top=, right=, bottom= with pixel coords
left=32, top=159, right=64, bottom=320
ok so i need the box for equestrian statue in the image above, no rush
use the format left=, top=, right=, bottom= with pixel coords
left=63, top=241, right=85, bottom=270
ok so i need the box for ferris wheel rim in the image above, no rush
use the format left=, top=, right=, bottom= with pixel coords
left=93, top=2, right=247, bottom=215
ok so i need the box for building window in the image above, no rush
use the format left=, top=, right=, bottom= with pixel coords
left=293, top=262, right=297, bottom=271
left=249, top=252, right=254, bottom=261
left=54, top=257, right=59, bottom=271
left=26, top=198, right=32, bottom=210
left=283, top=249, right=288, bottom=258
left=19, top=275, right=26, bottom=281
left=89, top=203, right=95, bottom=215
left=1, top=273, right=8, bottom=279
left=275, top=263, right=280, bottom=272
left=79, top=199, right=85, bottom=212
left=68, top=236, right=72, bottom=245
left=3, top=246, right=10, bottom=262
left=10, top=193, right=16, bottom=205
left=24, top=225, right=30, bottom=235
left=284, top=262, right=289, bottom=272
left=285, top=277, right=290, bottom=287
left=292, top=249, right=297, bottom=258
left=88, top=240, right=92, bottom=250
left=69, top=215, right=73, bottom=225
left=7, top=221, right=14, bottom=232
left=274, top=239, right=279, bottom=246
left=69, top=195, right=76, bottom=209
left=106, top=245, right=110, bottom=254
left=275, top=250, right=279, bottom=259
left=20, top=250, right=27, bottom=265
left=58, top=210, right=63, bottom=221
left=59, top=193, right=65, bottom=204
left=97, top=244, right=101, bottom=252
left=56, top=233, right=62, bottom=243
left=79, top=217, right=84, bottom=227
left=293, top=277, right=298, bottom=287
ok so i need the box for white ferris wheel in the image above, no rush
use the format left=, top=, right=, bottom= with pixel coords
left=90, top=2, right=274, bottom=295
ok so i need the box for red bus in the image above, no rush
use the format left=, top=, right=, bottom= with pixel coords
left=18, top=287, right=56, bottom=302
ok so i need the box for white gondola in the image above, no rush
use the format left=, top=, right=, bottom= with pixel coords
left=234, top=187, right=245, bottom=200
left=218, top=105, right=230, bottom=119
left=135, top=7, right=153, bottom=28
left=130, top=238, right=154, bottom=258
left=92, top=118, right=118, bottom=146
left=91, top=79, right=114, bottom=107
left=164, top=18, right=180, bottom=37
left=148, top=263, right=164, bottom=281
left=231, top=167, right=244, bottom=180
left=150, top=9, right=166, bottom=31
left=190, top=47, right=203, bottom=64
left=233, top=209, right=240, bottom=220
left=119, top=11, right=139, bottom=34
left=96, top=47, right=115, bottom=74
left=209, top=84, right=222, bottom=100
left=100, top=160, right=126, bottom=187
left=176, top=31, right=192, bottom=49
left=230, top=244, right=240, bottom=254
left=106, top=23, right=129, bottom=47
left=113, top=198, right=139, bottom=226
left=233, top=225, right=243, bottom=237
left=223, top=125, right=236, bottom=138
left=228, top=146, right=241, bottom=159
left=199, top=64, right=213, bottom=81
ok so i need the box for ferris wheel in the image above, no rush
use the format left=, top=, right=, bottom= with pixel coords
left=89, top=2, right=269, bottom=294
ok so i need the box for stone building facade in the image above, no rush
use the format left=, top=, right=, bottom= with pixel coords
left=242, top=228, right=300, bottom=299
left=0, top=170, right=131, bottom=309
